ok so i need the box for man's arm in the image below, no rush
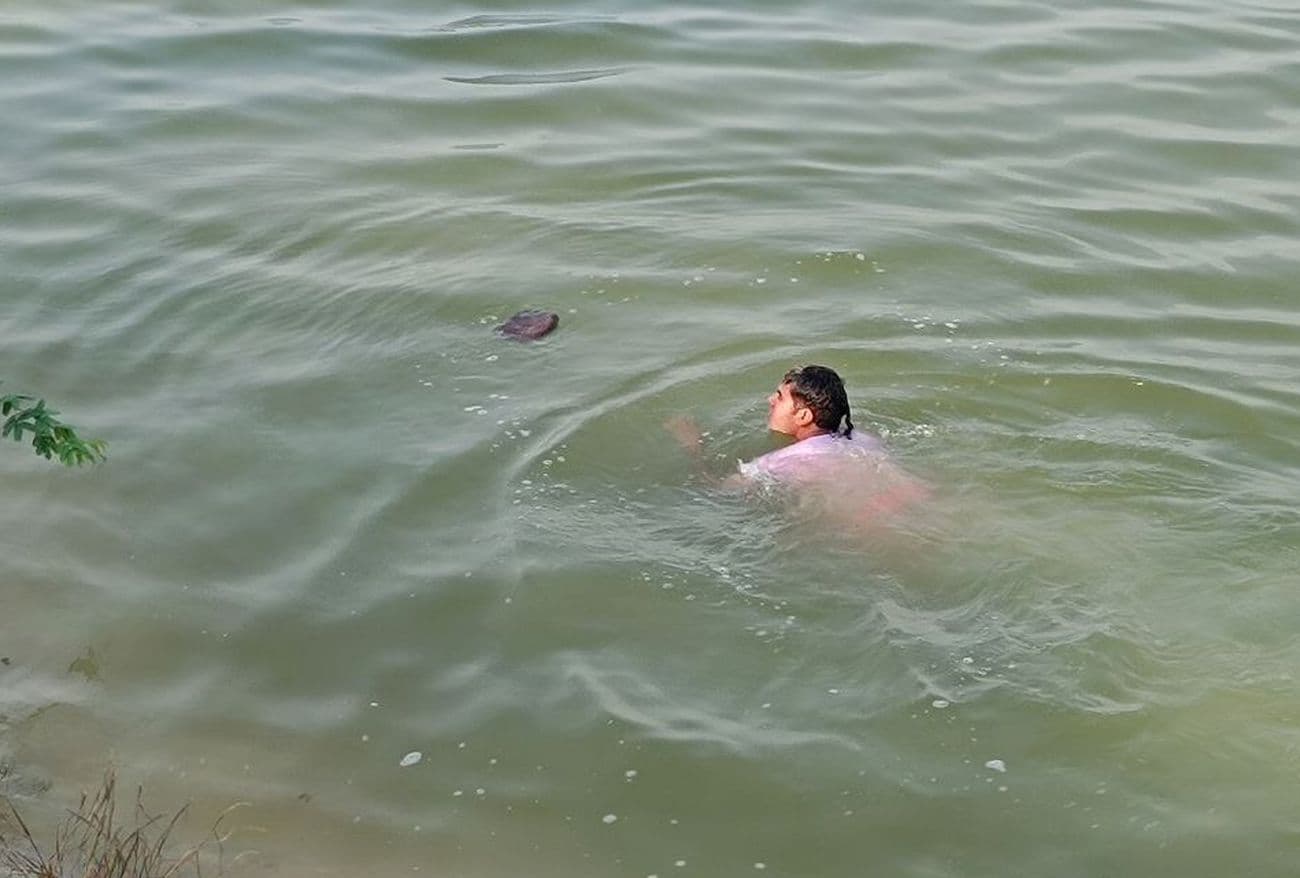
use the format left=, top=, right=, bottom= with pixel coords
left=665, top=416, right=749, bottom=491
left=665, top=415, right=705, bottom=461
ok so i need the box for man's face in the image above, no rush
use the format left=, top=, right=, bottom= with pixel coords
left=767, top=381, right=810, bottom=435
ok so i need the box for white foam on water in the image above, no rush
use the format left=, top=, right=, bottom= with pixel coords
left=399, top=751, right=422, bottom=767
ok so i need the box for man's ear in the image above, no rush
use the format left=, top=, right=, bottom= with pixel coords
left=794, top=406, right=814, bottom=427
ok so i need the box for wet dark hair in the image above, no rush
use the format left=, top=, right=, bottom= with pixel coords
left=783, top=364, right=854, bottom=437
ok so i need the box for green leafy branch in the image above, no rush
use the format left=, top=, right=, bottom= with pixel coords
left=1, top=390, right=106, bottom=466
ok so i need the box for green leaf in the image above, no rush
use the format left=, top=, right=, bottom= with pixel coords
left=0, top=387, right=106, bottom=466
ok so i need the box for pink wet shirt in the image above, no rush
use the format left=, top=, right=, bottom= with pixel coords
left=738, top=430, right=886, bottom=484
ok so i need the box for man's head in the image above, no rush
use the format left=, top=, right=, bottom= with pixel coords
left=767, top=364, right=854, bottom=439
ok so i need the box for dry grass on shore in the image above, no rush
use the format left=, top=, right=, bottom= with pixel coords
left=1, top=770, right=237, bottom=878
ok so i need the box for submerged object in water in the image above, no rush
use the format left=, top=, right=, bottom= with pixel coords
left=497, top=309, right=559, bottom=341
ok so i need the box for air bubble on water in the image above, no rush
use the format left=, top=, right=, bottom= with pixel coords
left=932, top=699, right=950, bottom=709
left=625, top=770, right=638, bottom=779
left=453, top=790, right=463, bottom=797
left=399, top=752, right=422, bottom=767
left=603, top=814, right=618, bottom=824
left=962, top=657, right=974, bottom=664
left=855, top=253, right=866, bottom=261
left=675, top=861, right=686, bottom=868
left=985, top=759, right=1006, bottom=773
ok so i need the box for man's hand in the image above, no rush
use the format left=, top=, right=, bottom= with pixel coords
left=665, top=415, right=750, bottom=490
left=664, top=415, right=704, bottom=453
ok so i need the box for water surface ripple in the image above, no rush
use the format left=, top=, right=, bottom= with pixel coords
left=2, top=1, right=1298, bottom=876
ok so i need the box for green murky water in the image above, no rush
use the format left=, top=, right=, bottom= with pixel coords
left=2, top=1, right=1298, bottom=875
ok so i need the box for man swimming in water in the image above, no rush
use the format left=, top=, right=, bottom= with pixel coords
left=739, top=364, right=885, bottom=482
left=669, top=364, right=927, bottom=523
